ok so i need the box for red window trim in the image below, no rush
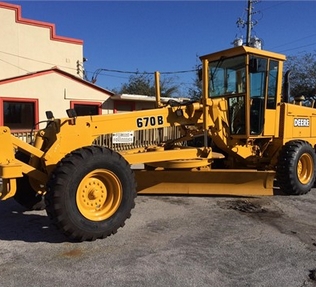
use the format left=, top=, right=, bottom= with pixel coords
left=70, top=100, right=102, bottom=115
left=0, top=97, right=39, bottom=130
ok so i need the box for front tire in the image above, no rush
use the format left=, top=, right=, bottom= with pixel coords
left=45, top=146, right=137, bottom=241
left=276, top=140, right=316, bottom=195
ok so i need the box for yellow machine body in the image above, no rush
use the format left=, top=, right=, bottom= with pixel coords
left=0, top=46, right=316, bottom=241
left=1, top=46, right=316, bottom=198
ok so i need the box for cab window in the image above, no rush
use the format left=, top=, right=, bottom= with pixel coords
left=267, top=60, right=278, bottom=109
left=209, top=56, right=246, bottom=97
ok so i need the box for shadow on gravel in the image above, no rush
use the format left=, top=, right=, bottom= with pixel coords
left=309, top=269, right=316, bottom=281
left=0, top=199, right=69, bottom=243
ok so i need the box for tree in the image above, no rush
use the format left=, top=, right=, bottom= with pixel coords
left=187, top=66, right=202, bottom=101
left=119, top=73, right=154, bottom=96
left=119, top=73, right=180, bottom=98
left=284, top=52, right=316, bottom=98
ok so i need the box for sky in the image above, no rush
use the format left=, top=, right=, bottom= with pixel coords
left=4, top=0, right=316, bottom=95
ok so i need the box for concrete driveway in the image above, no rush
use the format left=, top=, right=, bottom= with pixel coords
left=0, top=190, right=315, bottom=287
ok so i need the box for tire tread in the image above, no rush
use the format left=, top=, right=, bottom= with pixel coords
left=45, top=146, right=136, bottom=241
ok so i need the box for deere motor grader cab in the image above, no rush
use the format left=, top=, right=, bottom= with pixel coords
left=1, top=45, right=316, bottom=241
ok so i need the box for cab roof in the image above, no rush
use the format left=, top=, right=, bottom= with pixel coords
left=200, top=46, right=286, bottom=62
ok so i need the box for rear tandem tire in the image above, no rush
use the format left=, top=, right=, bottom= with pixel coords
left=276, top=140, right=316, bottom=195
left=45, top=146, right=137, bottom=241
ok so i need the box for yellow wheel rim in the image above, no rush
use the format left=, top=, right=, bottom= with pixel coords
left=297, top=153, right=314, bottom=185
left=76, top=169, right=122, bottom=221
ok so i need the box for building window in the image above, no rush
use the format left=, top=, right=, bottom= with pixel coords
left=114, top=101, right=135, bottom=113
left=70, top=101, right=101, bottom=116
left=0, top=97, right=38, bottom=130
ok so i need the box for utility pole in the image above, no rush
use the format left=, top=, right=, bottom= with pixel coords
left=246, top=0, right=253, bottom=46
left=234, top=0, right=262, bottom=48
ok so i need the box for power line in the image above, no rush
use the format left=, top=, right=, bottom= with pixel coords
left=278, top=42, right=316, bottom=53
left=0, top=49, right=197, bottom=76
left=92, top=68, right=197, bottom=76
left=0, top=50, right=76, bottom=71
left=0, top=49, right=198, bottom=84
left=259, top=1, right=289, bottom=11
left=270, top=34, right=316, bottom=50
left=0, top=58, right=31, bottom=73
left=91, top=68, right=197, bottom=84
left=258, top=1, right=316, bottom=53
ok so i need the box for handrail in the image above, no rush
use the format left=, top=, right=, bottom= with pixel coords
left=11, top=127, right=182, bottom=151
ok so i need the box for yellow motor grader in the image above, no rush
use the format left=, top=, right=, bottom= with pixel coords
left=1, top=45, right=316, bottom=241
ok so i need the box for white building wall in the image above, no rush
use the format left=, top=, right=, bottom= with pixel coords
left=0, top=72, right=113, bottom=121
left=0, top=3, right=83, bottom=79
left=0, top=2, right=157, bottom=125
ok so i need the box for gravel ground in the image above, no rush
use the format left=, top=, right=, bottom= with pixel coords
left=0, top=190, right=315, bottom=287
